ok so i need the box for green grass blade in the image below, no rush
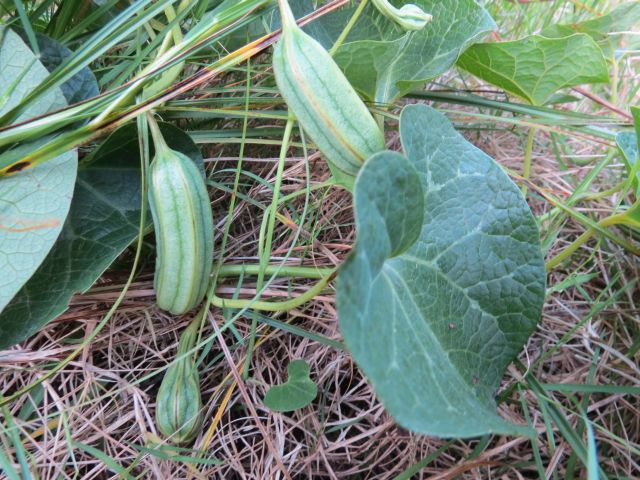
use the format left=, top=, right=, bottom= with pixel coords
left=73, top=441, right=135, bottom=480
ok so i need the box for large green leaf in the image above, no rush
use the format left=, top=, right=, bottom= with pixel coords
left=457, top=34, right=609, bottom=106
left=332, top=0, right=495, bottom=103
left=0, top=122, right=202, bottom=349
left=0, top=28, right=77, bottom=312
left=540, top=2, right=640, bottom=59
left=337, top=104, right=546, bottom=437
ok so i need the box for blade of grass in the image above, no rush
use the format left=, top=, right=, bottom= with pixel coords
left=519, top=385, right=547, bottom=479
left=0, top=0, right=172, bottom=125
left=541, top=384, right=640, bottom=395
left=73, top=441, right=136, bottom=480
left=393, top=440, right=456, bottom=480
left=0, top=448, right=21, bottom=480
left=252, top=313, right=345, bottom=351
left=0, top=0, right=350, bottom=174
left=0, top=404, right=32, bottom=480
left=521, top=364, right=609, bottom=479
left=585, top=416, right=600, bottom=480
left=11, top=0, right=38, bottom=54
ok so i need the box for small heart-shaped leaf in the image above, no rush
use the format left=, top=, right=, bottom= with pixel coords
left=264, top=360, right=318, bottom=412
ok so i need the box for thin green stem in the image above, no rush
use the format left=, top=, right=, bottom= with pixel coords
left=545, top=212, right=630, bottom=270
left=572, top=182, right=625, bottom=202
left=537, top=149, right=615, bottom=227
left=276, top=179, right=335, bottom=204
left=546, top=229, right=595, bottom=270
left=147, top=3, right=184, bottom=76
left=155, top=29, right=173, bottom=58
left=177, top=309, right=203, bottom=357
left=146, top=112, right=171, bottom=155
left=256, top=148, right=291, bottom=247
left=329, top=0, right=369, bottom=55
left=522, top=126, right=536, bottom=196
left=165, top=4, right=184, bottom=44
left=545, top=194, right=640, bottom=255
left=211, top=270, right=336, bottom=312
left=258, top=119, right=294, bottom=288
left=216, top=264, right=333, bottom=279
left=276, top=0, right=296, bottom=28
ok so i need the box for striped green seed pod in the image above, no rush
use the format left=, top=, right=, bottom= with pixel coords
left=272, top=0, right=385, bottom=178
left=155, top=319, right=203, bottom=444
left=148, top=120, right=214, bottom=315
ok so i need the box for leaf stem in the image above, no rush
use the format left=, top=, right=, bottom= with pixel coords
left=146, top=112, right=170, bottom=154
left=211, top=269, right=336, bottom=312
left=258, top=118, right=294, bottom=292
left=216, top=264, right=333, bottom=280
left=545, top=212, right=631, bottom=270
left=276, top=0, right=296, bottom=29
left=329, top=0, right=369, bottom=55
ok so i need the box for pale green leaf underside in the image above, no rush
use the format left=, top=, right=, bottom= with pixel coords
left=457, top=34, right=609, bottom=106
left=264, top=360, right=318, bottom=412
left=0, top=29, right=77, bottom=312
left=332, top=0, right=495, bottom=103
left=338, top=105, right=545, bottom=437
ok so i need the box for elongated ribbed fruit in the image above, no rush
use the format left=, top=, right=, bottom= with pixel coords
left=155, top=319, right=203, bottom=444
left=272, top=0, right=384, bottom=178
left=148, top=131, right=214, bottom=315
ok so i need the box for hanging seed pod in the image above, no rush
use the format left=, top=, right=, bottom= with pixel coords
left=272, top=0, right=384, bottom=178
left=147, top=118, right=214, bottom=315
left=155, top=319, right=203, bottom=444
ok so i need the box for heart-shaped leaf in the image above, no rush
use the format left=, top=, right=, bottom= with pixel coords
left=337, top=104, right=546, bottom=437
left=457, top=34, right=609, bottom=106
left=263, top=360, right=318, bottom=412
